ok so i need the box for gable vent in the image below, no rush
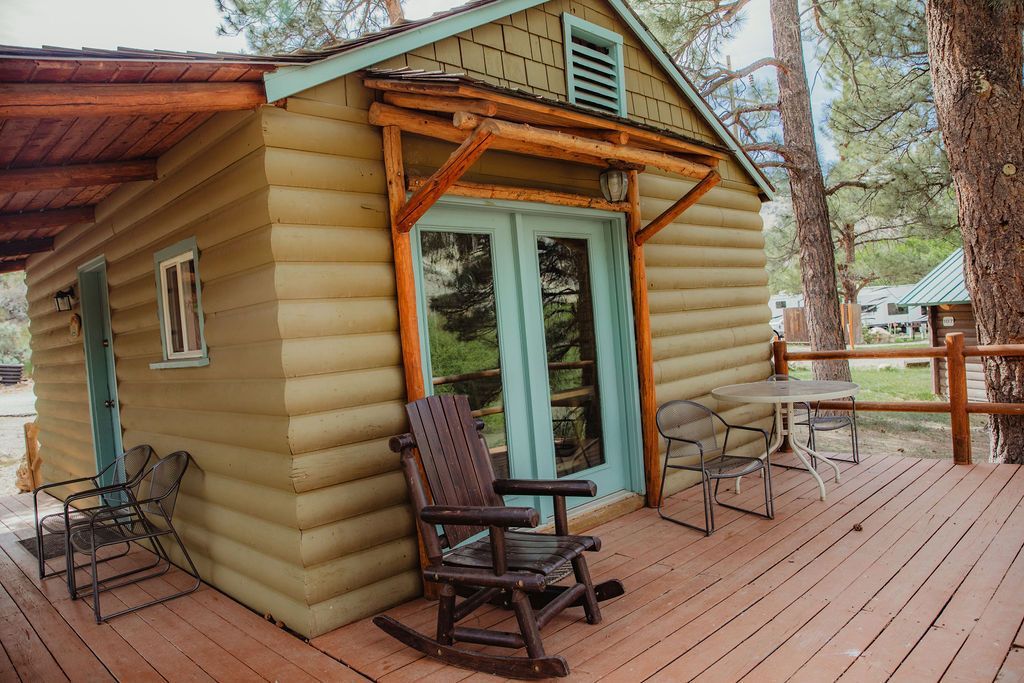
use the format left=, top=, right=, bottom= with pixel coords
left=563, top=14, right=627, bottom=117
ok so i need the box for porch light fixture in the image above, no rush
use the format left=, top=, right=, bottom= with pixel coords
left=600, top=168, right=629, bottom=202
left=53, top=287, right=75, bottom=312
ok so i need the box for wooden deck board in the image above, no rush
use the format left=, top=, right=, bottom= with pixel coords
left=314, top=454, right=1024, bottom=683
left=0, top=491, right=368, bottom=683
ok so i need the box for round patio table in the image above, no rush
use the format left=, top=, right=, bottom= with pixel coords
left=711, top=380, right=860, bottom=502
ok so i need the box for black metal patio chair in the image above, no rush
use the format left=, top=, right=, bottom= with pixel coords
left=67, top=450, right=201, bottom=623
left=33, top=444, right=155, bottom=581
left=655, top=400, right=774, bottom=536
left=767, top=374, right=860, bottom=464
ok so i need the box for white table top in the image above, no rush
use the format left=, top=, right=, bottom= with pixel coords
left=711, top=380, right=860, bottom=404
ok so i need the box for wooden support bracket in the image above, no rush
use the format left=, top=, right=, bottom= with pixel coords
left=395, top=122, right=497, bottom=233
left=634, top=170, right=721, bottom=246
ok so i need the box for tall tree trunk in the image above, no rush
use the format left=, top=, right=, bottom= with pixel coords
left=383, top=0, right=404, bottom=24
left=770, top=0, right=851, bottom=381
left=924, top=0, right=1024, bottom=463
left=836, top=222, right=860, bottom=304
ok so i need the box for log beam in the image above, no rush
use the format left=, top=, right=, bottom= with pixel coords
left=363, top=78, right=729, bottom=160
left=0, top=206, right=94, bottom=233
left=368, top=102, right=610, bottom=168
left=395, top=123, right=497, bottom=232
left=0, top=238, right=55, bottom=257
left=383, top=92, right=498, bottom=117
left=0, top=159, right=157, bottom=192
left=634, top=170, right=721, bottom=245
left=0, top=259, right=27, bottom=274
left=0, top=82, right=265, bottom=118
left=406, top=176, right=630, bottom=212
left=453, top=112, right=715, bottom=180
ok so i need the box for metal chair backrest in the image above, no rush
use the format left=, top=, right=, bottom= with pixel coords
left=139, top=451, right=191, bottom=520
left=405, top=394, right=503, bottom=548
left=117, top=444, right=155, bottom=498
left=655, top=400, right=721, bottom=459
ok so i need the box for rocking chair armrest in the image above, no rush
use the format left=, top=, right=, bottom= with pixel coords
left=420, top=505, right=540, bottom=529
left=493, top=479, right=597, bottom=498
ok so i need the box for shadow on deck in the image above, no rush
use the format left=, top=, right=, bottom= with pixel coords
left=312, top=452, right=1024, bottom=682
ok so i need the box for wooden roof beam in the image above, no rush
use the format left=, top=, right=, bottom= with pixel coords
left=382, top=92, right=498, bottom=117
left=368, top=102, right=611, bottom=168
left=395, top=123, right=497, bottom=232
left=634, top=170, right=721, bottom=246
left=0, top=260, right=27, bottom=274
left=363, top=78, right=728, bottom=161
left=0, top=206, right=95, bottom=233
left=0, top=82, right=265, bottom=118
left=0, top=159, right=157, bottom=192
left=452, top=112, right=714, bottom=180
left=0, top=238, right=55, bottom=257
left=407, top=175, right=630, bottom=213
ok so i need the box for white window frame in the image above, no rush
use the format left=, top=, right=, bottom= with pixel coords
left=151, top=237, right=208, bottom=369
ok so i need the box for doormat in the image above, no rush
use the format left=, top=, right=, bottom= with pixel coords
left=18, top=534, right=64, bottom=561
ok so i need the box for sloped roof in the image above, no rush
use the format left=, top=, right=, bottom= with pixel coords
left=261, top=0, right=775, bottom=199
left=899, top=248, right=971, bottom=306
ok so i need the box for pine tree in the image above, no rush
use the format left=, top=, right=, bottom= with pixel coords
left=217, top=0, right=405, bottom=53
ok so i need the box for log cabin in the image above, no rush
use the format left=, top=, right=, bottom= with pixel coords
left=2, top=0, right=777, bottom=637
left=900, top=248, right=989, bottom=402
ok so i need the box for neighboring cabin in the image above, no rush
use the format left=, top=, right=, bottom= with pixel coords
left=900, top=248, right=988, bottom=402
left=3, top=0, right=776, bottom=637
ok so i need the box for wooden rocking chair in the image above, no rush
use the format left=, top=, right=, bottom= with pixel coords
left=376, top=394, right=624, bottom=679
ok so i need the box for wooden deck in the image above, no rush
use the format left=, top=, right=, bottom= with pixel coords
left=313, top=453, right=1024, bottom=682
left=0, top=491, right=368, bottom=682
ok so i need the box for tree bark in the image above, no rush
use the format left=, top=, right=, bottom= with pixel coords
left=770, top=0, right=851, bottom=381
left=383, top=0, right=405, bottom=24
left=924, top=0, right=1024, bottom=463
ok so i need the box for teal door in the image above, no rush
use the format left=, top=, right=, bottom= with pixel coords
left=77, top=257, right=123, bottom=483
left=413, top=199, right=642, bottom=519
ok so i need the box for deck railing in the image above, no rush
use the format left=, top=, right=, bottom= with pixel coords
left=772, top=331, right=1024, bottom=465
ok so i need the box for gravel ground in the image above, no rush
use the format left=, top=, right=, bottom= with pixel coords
left=0, top=382, right=36, bottom=497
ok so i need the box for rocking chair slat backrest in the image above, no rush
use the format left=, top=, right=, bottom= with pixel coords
left=405, top=395, right=503, bottom=548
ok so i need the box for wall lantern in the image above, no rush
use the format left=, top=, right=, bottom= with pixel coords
left=53, top=287, right=76, bottom=312
left=599, top=168, right=629, bottom=202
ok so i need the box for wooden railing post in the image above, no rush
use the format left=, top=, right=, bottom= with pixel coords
left=945, top=332, right=972, bottom=465
left=772, top=338, right=792, bottom=452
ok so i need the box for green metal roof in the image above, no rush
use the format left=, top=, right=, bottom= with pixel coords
left=898, top=248, right=970, bottom=306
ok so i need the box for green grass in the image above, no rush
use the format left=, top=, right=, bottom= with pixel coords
left=790, top=365, right=938, bottom=402
left=787, top=365, right=990, bottom=460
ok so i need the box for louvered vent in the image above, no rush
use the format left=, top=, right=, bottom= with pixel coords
left=563, top=14, right=627, bottom=117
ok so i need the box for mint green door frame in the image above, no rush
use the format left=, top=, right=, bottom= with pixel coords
left=77, top=256, right=123, bottom=482
left=411, top=197, right=644, bottom=516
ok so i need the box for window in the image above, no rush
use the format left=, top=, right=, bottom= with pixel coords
left=152, top=238, right=208, bottom=368
left=562, top=14, right=627, bottom=117
left=887, top=303, right=909, bottom=316
left=775, top=300, right=787, bottom=309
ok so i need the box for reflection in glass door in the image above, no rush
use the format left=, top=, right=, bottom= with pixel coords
left=536, top=236, right=605, bottom=478
left=418, top=230, right=511, bottom=478
left=414, top=201, right=640, bottom=513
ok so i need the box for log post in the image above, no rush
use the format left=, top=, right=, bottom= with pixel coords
left=626, top=170, right=661, bottom=507
left=382, top=125, right=434, bottom=597
left=772, top=338, right=792, bottom=452
left=946, top=332, right=972, bottom=464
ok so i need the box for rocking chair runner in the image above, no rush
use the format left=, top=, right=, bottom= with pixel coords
left=376, top=395, right=624, bottom=679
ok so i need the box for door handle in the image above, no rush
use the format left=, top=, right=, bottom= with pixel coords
left=103, top=400, right=115, bottom=408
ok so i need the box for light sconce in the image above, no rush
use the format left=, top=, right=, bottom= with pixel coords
left=600, top=168, right=629, bottom=202
left=53, top=287, right=76, bottom=312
